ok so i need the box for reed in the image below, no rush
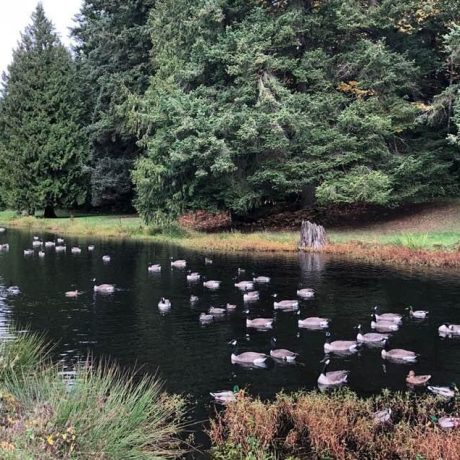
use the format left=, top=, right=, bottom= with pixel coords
left=0, top=328, right=186, bottom=459
left=209, top=389, right=460, bottom=460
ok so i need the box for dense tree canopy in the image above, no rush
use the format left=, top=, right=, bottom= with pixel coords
left=0, top=4, right=88, bottom=217
left=73, top=0, right=154, bottom=210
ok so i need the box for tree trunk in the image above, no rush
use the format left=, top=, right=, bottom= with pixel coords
left=44, top=205, right=57, bottom=218
left=299, top=220, right=327, bottom=250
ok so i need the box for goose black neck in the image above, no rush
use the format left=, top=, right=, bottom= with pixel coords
left=321, top=361, right=329, bottom=374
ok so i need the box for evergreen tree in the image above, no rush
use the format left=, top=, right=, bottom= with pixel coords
left=73, top=0, right=154, bottom=210
left=0, top=4, right=88, bottom=217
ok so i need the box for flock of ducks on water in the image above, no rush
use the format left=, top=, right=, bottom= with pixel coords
left=2, top=228, right=460, bottom=429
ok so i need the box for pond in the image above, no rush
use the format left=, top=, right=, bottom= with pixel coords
left=1, top=228, right=460, bottom=444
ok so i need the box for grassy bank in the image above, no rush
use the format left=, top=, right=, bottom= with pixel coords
left=0, top=208, right=459, bottom=266
left=0, top=328, right=185, bottom=459
left=209, top=389, right=460, bottom=460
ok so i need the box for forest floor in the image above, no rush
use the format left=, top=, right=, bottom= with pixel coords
left=0, top=200, right=459, bottom=267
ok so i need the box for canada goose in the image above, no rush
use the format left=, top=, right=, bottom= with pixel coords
left=297, top=313, right=329, bottom=329
left=187, top=272, right=201, bottom=282
left=274, top=300, right=299, bottom=310
left=324, top=332, right=359, bottom=354
left=65, top=290, right=82, bottom=298
left=148, top=264, right=161, bottom=273
left=371, top=314, right=399, bottom=332
left=6, top=286, right=20, bottom=295
left=24, top=249, right=34, bottom=256
left=373, top=307, right=402, bottom=323
left=270, top=338, right=297, bottom=362
left=226, top=303, right=237, bottom=311
left=253, top=276, right=270, bottom=284
left=356, top=324, right=388, bottom=344
left=44, top=241, right=55, bottom=248
left=55, top=245, right=66, bottom=252
left=428, top=384, right=458, bottom=399
left=102, top=255, right=111, bottom=263
left=234, top=281, right=254, bottom=291
left=407, top=306, right=428, bottom=319
left=190, top=295, right=199, bottom=304
left=317, top=359, right=348, bottom=386
left=243, top=291, right=259, bottom=302
left=406, top=370, right=431, bottom=386
left=437, top=416, right=460, bottom=429
left=373, top=408, right=392, bottom=425
left=210, top=386, right=239, bottom=404
left=245, top=312, right=273, bottom=329
left=170, top=259, right=186, bottom=268
left=38, top=251, right=45, bottom=258
left=158, top=297, right=171, bottom=309
left=88, top=245, right=95, bottom=251
left=32, top=240, right=42, bottom=247
left=381, top=339, right=417, bottom=362
left=57, top=238, right=64, bottom=244
left=438, top=324, right=460, bottom=336
left=205, top=257, right=213, bottom=265
left=93, top=279, right=115, bottom=294
left=229, top=339, right=268, bottom=366
left=209, top=306, right=226, bottom=315
left=203, top=280, right=221, bottom=290
left=297, top=288, right=314, bottom=299
left=199, top=312, right=214, bottom=323
left=71, top=247, right=82, bottom=254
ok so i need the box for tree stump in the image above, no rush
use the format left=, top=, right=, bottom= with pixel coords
left=299, top=220, right=327, bottom=250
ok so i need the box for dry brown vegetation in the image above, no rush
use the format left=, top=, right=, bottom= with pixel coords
left=209, top=389, right=460, bottom=460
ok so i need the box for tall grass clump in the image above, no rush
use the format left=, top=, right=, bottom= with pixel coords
left=0, top=329, right=186, bottom=459
left=209, top=389, right=460, bottom=460
left=394, top=233, right=429, bottom=249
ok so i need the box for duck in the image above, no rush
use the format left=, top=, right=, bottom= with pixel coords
left=93, top=279, right=115, bottom=294
left=33, top=236, right=39, bottom=241
left=23, top=249, right=34, bottom=256
left=88, top=245, right=95, bottom=251
left=438, top=324, right=460, bottom=336
left=0, top=227, right=5, bottom=233
left=297, top=288, right=314, bottom=299
left=317, top=359, right=348, bottom=386
left=297, top=313, right=329, bottom=329
left=438, top=416, right=460, bottom=429
left=170, top=259, right=186, bottom=268
left=55, top=245, right=66, bottom=252
left=253, top=276, right=270, bottom=284
left=323, top=332, right=359, bottom=354
left=373, top=306, right=402, bottom=324
left=209, top=306, right=226, bottom=315
left=57, top=238, right=64, bottom=244
left=199, top=312, right=214, bottom=323
left=428, top=384, right=458, bottom=399
left=38, top=251, right=45, bottom=258
left=356, top=324, right=388, bottom=344
left=243, top=291, right=259, bottom=302
left=226, top=303, right=237, bottom=312
left=158, top=297, right=171, bottom=309
left=102, top=255, right=111, bottom=263
left=371, top=314, right=399, bottom=332
left=203, top=280, right=221, bottom=290
left=204, top=257, right=213, bottom=265
left=71, top=247, right=82, bottom=254
left=381, top=339, right=417, bottom=362
left=407, top=306, right=428, bottom=319
left=229, top=339, right=268, bottom=366
left=190, top=295, right=199, bottom=304
left=234, top=281, right=254, bottom=291
left=245, top=312, right=273, bottom=329
left=44, top=241, right=55, bottom=248
left=406, top=370, right=431, bottom=386
left=270, top=338, right=297, bottom=362
left=32, top=240, right=42, bottom=247
left=187, top=272, right=201, bottom=282
left=65, top=290, right=82, bottom=298
left=274, top=300, right=299, bottom=310
left=0, top=244, right=9, bottom=251
left=210, top=386, right=239, bottom=404
left=148, top=263, right=161, bottom=273
left=373, top=408, right=392, bottom=425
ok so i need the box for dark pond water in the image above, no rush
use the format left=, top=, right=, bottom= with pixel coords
left=1, top=228, right=460, bottom=446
